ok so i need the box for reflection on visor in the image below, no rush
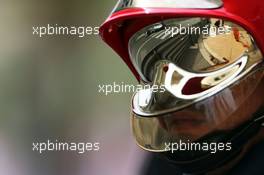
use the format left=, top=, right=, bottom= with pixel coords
left=132, top=70, right=264, bottom=152
left=129, top=17, right=264, bottom=152
left=128, top=18, right=262, bottom=82
left=130, top=18, right=263, bottom=116
left=133, top=56, right=249, bottom=116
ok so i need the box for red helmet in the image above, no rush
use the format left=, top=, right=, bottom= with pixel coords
left=100, top=0, right=264, bottom=174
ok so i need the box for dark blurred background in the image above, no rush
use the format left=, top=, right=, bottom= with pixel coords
left=0, top=1, right=148, bottom=175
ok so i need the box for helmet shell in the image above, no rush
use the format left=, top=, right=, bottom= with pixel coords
left=100, top=0, right=264, bottom=81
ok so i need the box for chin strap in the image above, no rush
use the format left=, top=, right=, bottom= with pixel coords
left=159, top=107, right=264, bottom=175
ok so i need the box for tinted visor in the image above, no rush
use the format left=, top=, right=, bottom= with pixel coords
left=129, top=18, right=264, bottom=152
left=132, top=69, right=264, bottom=152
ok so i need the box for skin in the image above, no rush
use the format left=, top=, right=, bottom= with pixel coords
left=156, top=74, right=264, bottom=173
left=157, top=72, right=264, bottom=142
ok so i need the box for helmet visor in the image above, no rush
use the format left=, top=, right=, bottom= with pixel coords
left=129, top=17, right=264, bottom=152
left=132, top=69, right=264, bottom=152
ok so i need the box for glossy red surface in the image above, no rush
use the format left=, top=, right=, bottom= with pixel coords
left=100, top=0, right=264, bottom=81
